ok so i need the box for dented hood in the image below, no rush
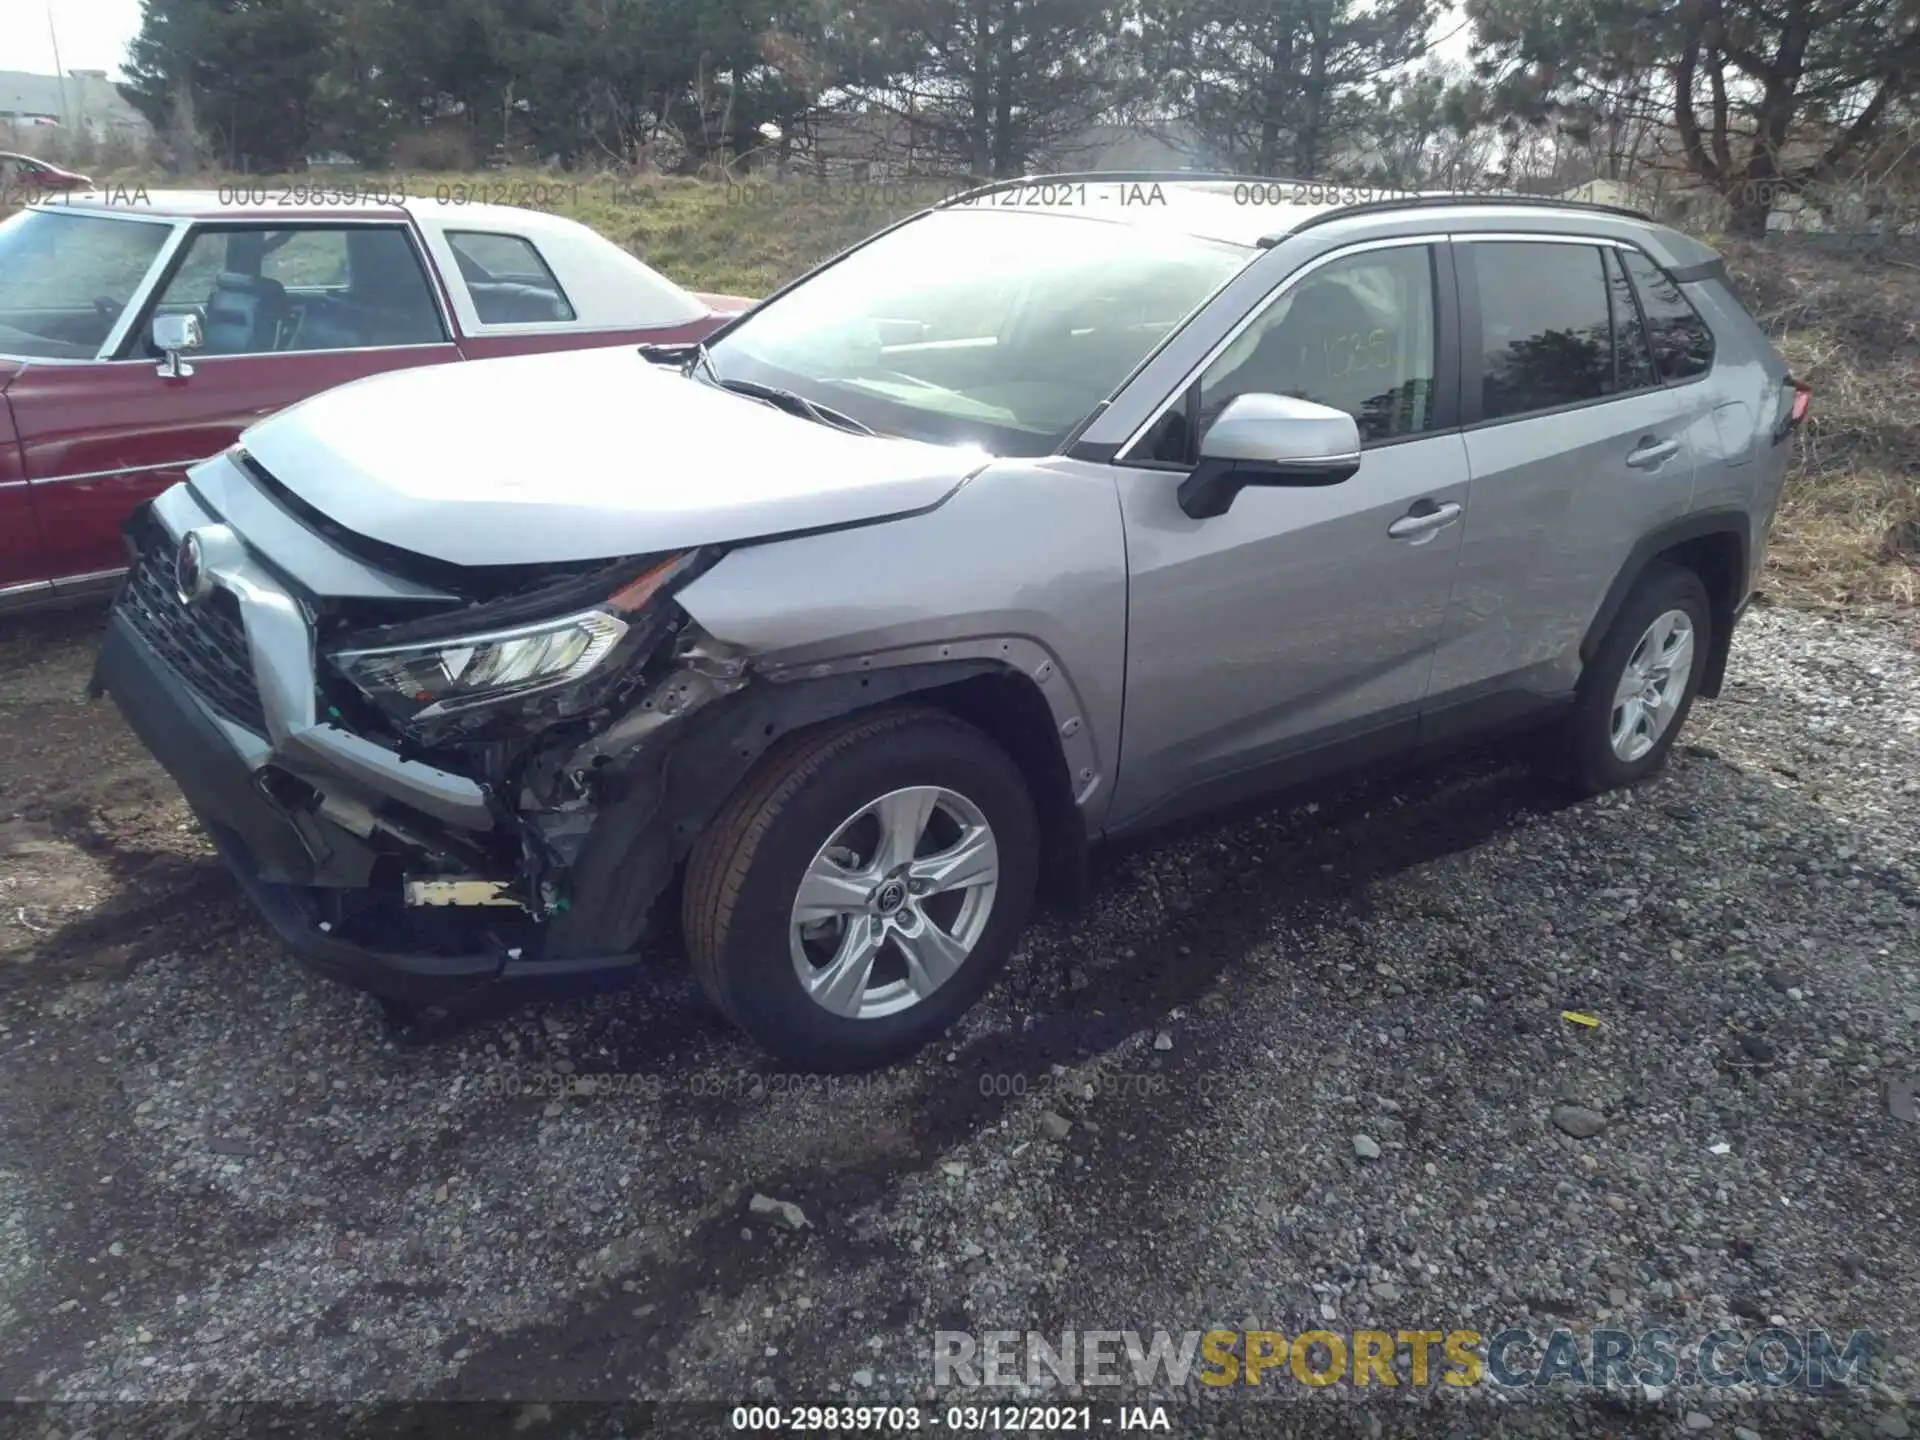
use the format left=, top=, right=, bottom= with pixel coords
left=239, top=345, right=984, bottom=567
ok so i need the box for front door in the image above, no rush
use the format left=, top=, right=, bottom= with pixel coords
left=12, top=220, right=461, bottom=582
left=1109, top=240, right=1470, bottom=830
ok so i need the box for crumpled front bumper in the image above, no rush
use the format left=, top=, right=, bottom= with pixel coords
left=93, top=475, right=643, bottom=1005
left=95, top=609, right=522, bottom=1003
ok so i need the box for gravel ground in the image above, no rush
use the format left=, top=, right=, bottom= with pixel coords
left=0, top=601, right=1915, bottom=1439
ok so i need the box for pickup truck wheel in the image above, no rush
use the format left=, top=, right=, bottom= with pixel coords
left=683, top=708, right=1039, bottom=1071
left=1559, top=560, right=1711, bottom=795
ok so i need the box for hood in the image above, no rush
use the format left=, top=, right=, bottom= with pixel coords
left=238, top=345, right=986, bottom=567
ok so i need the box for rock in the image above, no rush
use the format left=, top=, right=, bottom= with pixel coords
left=941, top=1161, right=967, bottom=1179
left=1370, top=1282, right=1401, bottom=1302
left=205, top=1136, right=258, bottom=1157
left=1552, top=1105, right=1607, bottom=1139
left=1734, top=1427, right=1765, bottom=1440
left=748, top=1194, right=810, bottom=1231
left=542, top=1102, right=564, bottom=1120
left=1890, top=1078, right=1917, bottom=1125
left=1683, top=1412, right=1712, bottom=1432
left=1352, top=1134, right=1381, bottom=1160
left=1876, top=1413, right=1912, bottom=1439
left=852, top=1369, right=875, bottom=1388
left=1039, top=1112, right=1072, bottom=1141
left=1153, top=1030, right=1173, bottom=1051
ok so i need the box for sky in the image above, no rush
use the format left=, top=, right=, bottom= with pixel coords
left=1, top=0, right=143, bottom=78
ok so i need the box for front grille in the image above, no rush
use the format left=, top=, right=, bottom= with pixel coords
left=119, top=526, right=269, bottom=734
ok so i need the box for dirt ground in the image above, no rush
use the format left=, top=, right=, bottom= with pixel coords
left=1, top=600, right=1917, bottom=1439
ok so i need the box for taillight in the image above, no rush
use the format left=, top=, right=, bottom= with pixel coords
left=1772, top=377, right=1811, bottom=442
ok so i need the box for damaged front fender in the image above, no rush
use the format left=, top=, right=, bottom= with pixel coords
left=534, top=646, right=1007, bottom=960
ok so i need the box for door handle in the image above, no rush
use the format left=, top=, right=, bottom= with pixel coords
left=1388, top=500, right=1464, bottom=541
left=1626, top=437, right=1680, bottom=469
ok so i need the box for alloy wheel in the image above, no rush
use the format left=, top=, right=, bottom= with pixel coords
left=1609, top=608, right=1695, bottom=762
left=788, top=785, right=1000, bottom=1019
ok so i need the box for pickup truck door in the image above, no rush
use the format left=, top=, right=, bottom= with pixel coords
left=11, top=219, right=461, bottom=583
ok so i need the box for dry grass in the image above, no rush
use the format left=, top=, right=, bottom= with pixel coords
left=1718, top=236, right=1920, bottom=616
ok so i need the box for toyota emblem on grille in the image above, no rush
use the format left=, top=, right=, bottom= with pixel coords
left=174, top=531, right=213, bottom=606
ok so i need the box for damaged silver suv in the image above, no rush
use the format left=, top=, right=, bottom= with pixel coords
left=94, top=176, right=1807, bottom=1069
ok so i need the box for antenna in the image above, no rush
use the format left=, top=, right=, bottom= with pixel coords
left=47, top=7, right=72, bottom=129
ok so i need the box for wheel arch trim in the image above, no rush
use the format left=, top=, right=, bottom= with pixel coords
left=1579, top=508, right=1751, bottom=700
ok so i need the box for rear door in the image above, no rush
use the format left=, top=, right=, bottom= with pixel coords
left=1426, top=235, right=1694, bottom=711
left=12, top=220, right=460, bottom=582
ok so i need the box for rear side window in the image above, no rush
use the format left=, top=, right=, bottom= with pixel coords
left=448, top=231, right=576, bottom=323
left=1620, top=249, right=1714, bottom=380
left=1471, top=242, right=1613, bottom=420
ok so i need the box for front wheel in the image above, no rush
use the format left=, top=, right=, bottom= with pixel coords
left=1558, top=560, right=1712, bottom=794
left=682, top=708, right=1039, bottom=1071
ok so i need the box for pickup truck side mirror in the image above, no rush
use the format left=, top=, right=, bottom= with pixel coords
left=1177, top=392, right=1362, bottom=519
left=152, top=312, right=203, bottom=380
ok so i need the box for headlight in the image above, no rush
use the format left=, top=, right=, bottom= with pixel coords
left=333, top=609, right=629, bottom=719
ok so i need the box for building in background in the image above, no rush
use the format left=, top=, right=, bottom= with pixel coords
left=0, top=70, right=153, bottom=145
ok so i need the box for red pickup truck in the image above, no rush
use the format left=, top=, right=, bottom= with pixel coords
left=0, top=190, right=749, bottom=610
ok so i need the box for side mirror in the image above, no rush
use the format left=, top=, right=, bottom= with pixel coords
left=152, top=312, right=203, bottom=379
left=1177, top=392, right=1362, bottom=519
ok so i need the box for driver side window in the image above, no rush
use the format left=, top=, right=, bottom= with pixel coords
left=1145, top=245, right=1439, bottom=463
left=146, top=224, right=443, bottom=355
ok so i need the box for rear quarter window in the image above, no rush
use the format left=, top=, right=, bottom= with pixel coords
left=448, top=231, right=576, bottom=323
left=1621, top=249, right=1715, bottom=381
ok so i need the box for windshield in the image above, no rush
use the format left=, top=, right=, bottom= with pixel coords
left=0, top=208, right=171, bottom=359
left=706, top=209, right=1250, bottom=455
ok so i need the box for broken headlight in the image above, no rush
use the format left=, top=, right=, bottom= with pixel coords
left=333, top=609, right=630, bottom=719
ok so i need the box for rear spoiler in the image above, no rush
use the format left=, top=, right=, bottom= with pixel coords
left=1669, top=257, right=1732, bottom=287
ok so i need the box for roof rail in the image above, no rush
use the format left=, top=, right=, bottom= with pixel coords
left=935, top=170, right=1321, bottom=208
left=1262, top=190, right=1653, bottom=245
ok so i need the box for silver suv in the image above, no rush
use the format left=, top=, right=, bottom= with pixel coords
left=94, top=176, right=1809, bottom=1069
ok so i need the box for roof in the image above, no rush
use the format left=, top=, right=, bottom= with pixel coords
left=932, top=174, right=1660, bottom=249
left=27, top=189, right=604, bottom=234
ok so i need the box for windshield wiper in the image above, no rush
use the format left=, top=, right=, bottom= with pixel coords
left=707, top=373, right=875, bottom=437
left=641, top=340, right=874, bottom=435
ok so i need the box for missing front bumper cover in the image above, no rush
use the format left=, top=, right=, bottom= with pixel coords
left=403, top=878, right=526, bottom=908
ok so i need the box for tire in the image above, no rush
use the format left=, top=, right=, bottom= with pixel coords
left=682, top=707, right=1039, bottom=1071
left=1558, top=559, right=1712, bottom=795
